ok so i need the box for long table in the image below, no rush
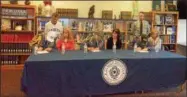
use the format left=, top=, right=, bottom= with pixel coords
left=21, top=50, right=186, bottom=97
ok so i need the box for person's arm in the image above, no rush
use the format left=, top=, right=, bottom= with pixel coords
left=117, top=39, right=122, bottom=49
left=97, top=40, right=104, bottom=50
left=56, top=40, right=62, bottom=51
left=132, top=21, right=140, bottom=37
left=147, top=21, right=151, bottom=35
left=37, top=35, right=45, bottom=51
left=69, top=40, right=75, bottom=50
left=44, top=41, right=54, bottom=52
left=155, top=38, right=162, bottom=49
left=106, top=38, right=111, bottom=49
left=57, top=22, right=63, bottom=39
left=44, top=22, right=49, bottom=36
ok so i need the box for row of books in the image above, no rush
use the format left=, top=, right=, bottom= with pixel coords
left=1, top=56, right=19, bottom=65
left=155, top=26, right=176, bottom=35
left=1, top=43, right=32, bottom=53
left=160, top=35, right=176, bottom=44
left=1, top=34, right=33, bottom=43
left=2, top=8, right=34, bottom=18
left=155, top=14, right=175, bottom=25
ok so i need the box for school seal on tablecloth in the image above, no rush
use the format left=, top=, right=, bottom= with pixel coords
left=102, top=59, right=127, bottom=86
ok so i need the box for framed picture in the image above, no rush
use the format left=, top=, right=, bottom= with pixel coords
left=165, top=4, right=177, bottom=11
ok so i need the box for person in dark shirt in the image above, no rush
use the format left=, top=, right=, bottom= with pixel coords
left=107, top=29, right=122, bottom=49
left=135, top=34, right=149, bottom=51
left=87, top=32, right=104, bottom=51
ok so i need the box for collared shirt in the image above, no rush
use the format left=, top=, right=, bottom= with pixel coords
left=132, top=20, right=151, bottom=37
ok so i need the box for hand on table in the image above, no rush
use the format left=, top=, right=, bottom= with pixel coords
left=37, top=47, right=43, bottom=51
left=44, top=48, right=52, bottom=52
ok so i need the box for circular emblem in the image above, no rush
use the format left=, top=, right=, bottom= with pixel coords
left=102, top=59, right=127, bottom=86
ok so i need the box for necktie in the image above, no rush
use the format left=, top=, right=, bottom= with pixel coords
left=140, top=21, right=143, bottom=35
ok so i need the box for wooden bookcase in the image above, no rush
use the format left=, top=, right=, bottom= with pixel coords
left=152, top=11, right=178, bottom=52
left=0, top=4, right=36, bottom=67
left=36, top=16, right=135, bottom=49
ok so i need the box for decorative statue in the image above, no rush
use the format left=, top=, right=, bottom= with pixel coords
left=25, top=0, right=31, bottom=5
left=42, top=0, right=55, bottom=17
left=38, top=4, right=43, bottom=16
left=10, top=0, right=18, bottom=4
left=88, top=5, right=95, bottom=18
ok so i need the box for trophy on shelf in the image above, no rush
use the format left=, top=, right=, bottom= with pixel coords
left=25, top=0, right=31, bottom=5
left=88, top=5, right=95, bottom=18
left=155, top=5, right=161, bottom=11
left=42, top=0, right=55, bottom=17
left=10, top=0, right=18, bottom=4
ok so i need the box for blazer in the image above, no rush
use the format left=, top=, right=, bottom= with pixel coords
left=132, top=20, right=151, bottom=37
left=106, top=37, right=122, bottom=49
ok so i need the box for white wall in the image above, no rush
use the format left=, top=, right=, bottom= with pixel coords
left=2, top=1, right=152, bottom=18
left=177, top=19, right=186, bottom=45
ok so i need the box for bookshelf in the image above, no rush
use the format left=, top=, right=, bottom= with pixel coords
left=152, top=11, right=179, bottom=52
left=0, top=4, right=36, bottom=67
left=36, top=16, right=135, bottom=49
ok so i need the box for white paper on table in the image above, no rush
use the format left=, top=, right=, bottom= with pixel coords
left=37, top=51, right=49, bottom=54
left=91, top=49, right=101, bottom=52
left=137, top=50, right=149, bottom=53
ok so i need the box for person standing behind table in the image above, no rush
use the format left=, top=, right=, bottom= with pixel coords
left=87, top=32, right=104, bottom=51
left=132, top=12, right=151, bottom=39
left=44, top=12, right=63, bottom=40
left=56, top=28, right=75, bottom=51
left=148, top=30, right=162, bottom=50
left=106, top=29, right=122, bottom=49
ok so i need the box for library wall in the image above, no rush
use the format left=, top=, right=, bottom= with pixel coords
left=1, top=1, right=152, bottom=18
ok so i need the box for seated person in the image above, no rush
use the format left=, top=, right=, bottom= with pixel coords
left=135, top=34, right=149, bottom=51
left=87, top=32, right=104, bottom=51
left=148, top=30, right=161, bottom=50
left=37, top=31, right=57, bottom=52
left=56, top=28, right=75, bottom=51
left=107, top=29, right=122, bottom=49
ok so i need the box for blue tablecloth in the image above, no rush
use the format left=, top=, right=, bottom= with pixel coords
left=21, top=50, right=186, bottom=97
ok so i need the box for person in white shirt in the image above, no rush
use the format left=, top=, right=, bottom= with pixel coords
left=37, top=13, right=63, bottom=52
left=44, top=12, right=63, bottom=39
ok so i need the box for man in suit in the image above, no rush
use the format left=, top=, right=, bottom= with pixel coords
left=132, top=12, right=151, bottom=38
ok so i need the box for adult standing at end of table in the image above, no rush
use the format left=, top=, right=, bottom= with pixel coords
left=132, top=12, right=151, bottom=39
left=37, top=13, right=63, bottom=52
left=44, top=12, right=63, bottom=39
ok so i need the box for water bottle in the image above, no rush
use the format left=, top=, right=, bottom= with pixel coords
left=113, top=43, right=116, bottom=53
left=133, top=43, right=137, bottom=53
left=155, top=39, right=161, bottom=53
left=84, top=43, right=88, bottom=53
left=34, top=46, right=38, bottom=55
left=61, top=43, right=65, bottom=54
